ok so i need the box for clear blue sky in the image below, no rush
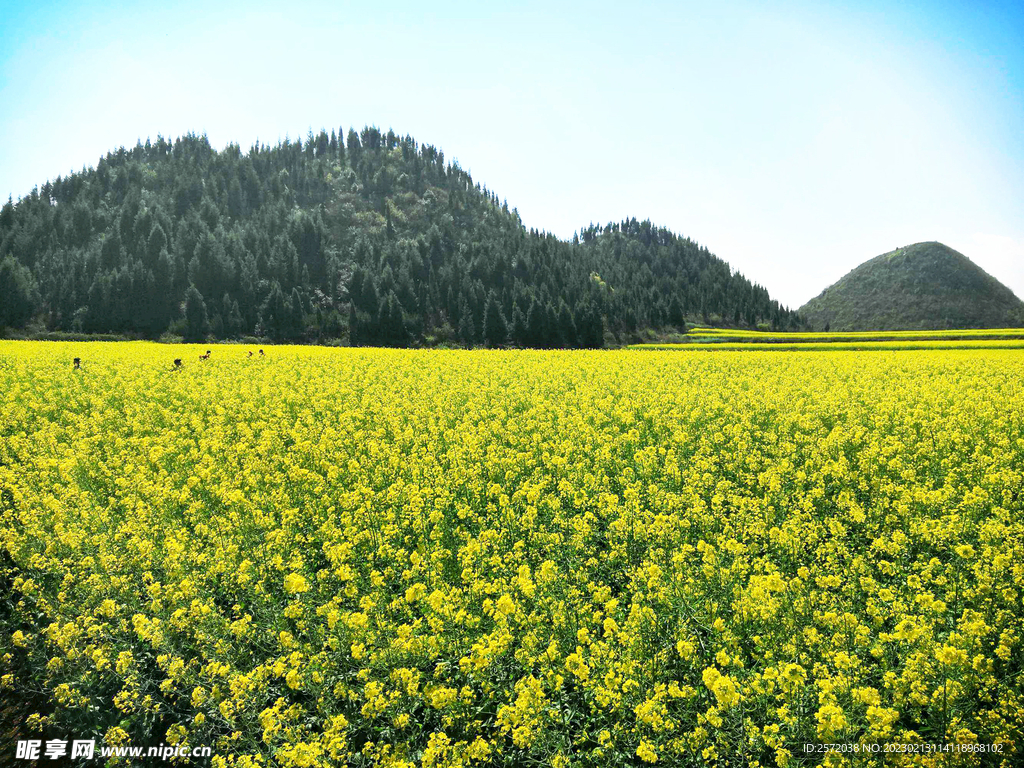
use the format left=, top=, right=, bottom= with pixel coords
left=2, top=0, right=1021, bottom=307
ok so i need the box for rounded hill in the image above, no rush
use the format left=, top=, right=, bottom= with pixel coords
left=798, top=242, right=1024, bottom=331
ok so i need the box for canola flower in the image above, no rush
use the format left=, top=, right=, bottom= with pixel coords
left=1, top=341, right=1023, bottom=767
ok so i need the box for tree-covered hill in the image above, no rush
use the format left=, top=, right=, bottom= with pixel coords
left=0, top=128, right=801, bottom=345
left=798, top=241, right=1024, bottom=331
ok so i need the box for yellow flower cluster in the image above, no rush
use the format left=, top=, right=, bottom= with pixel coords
left=1, top=341, right=1023, bottom=767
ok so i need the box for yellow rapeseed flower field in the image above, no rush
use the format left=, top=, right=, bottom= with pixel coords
left=1, top=341, right=1022, bottom=767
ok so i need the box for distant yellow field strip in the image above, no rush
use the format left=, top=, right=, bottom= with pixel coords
left=680, top=327, right=1024, bottom=342
left=631, top=339, right=1024, bottom=351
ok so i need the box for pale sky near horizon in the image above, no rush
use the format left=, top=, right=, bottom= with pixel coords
left=2, top=0, right=1022, bottom=308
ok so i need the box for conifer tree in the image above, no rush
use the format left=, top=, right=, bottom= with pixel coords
left=458, top=296, right=475, bottom=347
left=0, top=257, right=36, bottom=328
left=183, top=284, right=207, bottom=342
left=511, top=302, right=528, bottom=346
left=483, top=291, right=508, bottom=347
left=557, top=301, right=577, bottom=347
left=289, top=288, right=306, bottom=340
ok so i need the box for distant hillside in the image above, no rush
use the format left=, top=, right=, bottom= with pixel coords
left=799, top=242, right=1024, bottom=331
left=0, top=128, right=801, bottom=346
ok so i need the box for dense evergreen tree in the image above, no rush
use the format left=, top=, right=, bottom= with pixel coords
left=510, top=302, right=528, bottom=347
left=458, top=295, right=475, bottom=347
left=557, top=301, right=577, bottom=348
left=576, top=300, right=605, bottom=348
left=483, top=291, right=508, bottom=347
left=288, top=288, right=305, bottom=340
left=526, top=301, right=547, bottom=348
left=378, top=291, right=408, bottom=346
left=183, top=284, right=207, bottom=342
left=0, top=256, right=36, bottom=329
left=0, top=128, right=804, bottom=345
